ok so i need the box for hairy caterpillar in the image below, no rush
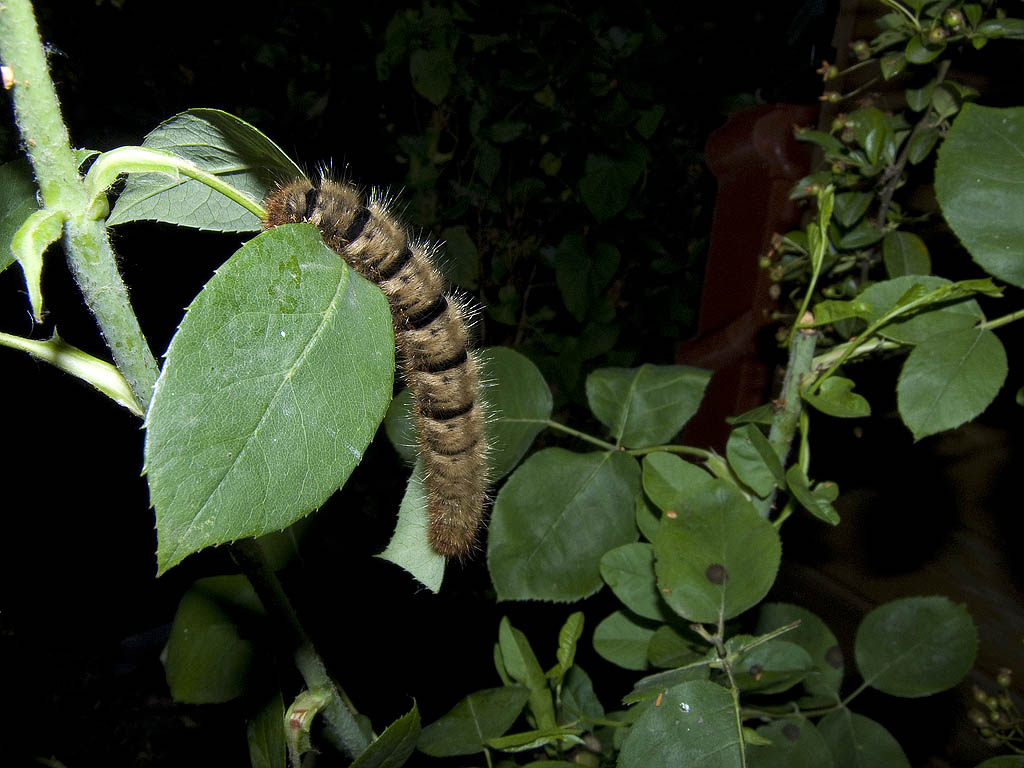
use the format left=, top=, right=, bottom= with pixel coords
left=262, top=177, right=487, bottom=558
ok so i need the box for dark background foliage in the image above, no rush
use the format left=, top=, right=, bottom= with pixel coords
left=0, top=1, right=852, bottom=765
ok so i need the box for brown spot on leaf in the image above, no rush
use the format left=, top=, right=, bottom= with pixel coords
left=705, top=563, right=727, bottom=584
left=781, top=722, right=800, bottom=742
left=749, top=663, right=764, bottom=681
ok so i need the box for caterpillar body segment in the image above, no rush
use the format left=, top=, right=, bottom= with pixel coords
left=262, top=178, right=487, bottom=558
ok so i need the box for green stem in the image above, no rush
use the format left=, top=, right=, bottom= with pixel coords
left=543, top=419, right=618, bottom=451
left=979, top=307, right=1024, bottom=332
left=626, top=444, right=712, bottom=461
left=231, top=539, right=372, bottom=759
left=0, top=0, right=158, bottom=409
left=754, top=327, right=817, bottom=518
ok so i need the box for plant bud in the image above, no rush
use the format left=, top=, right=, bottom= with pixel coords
left=927, top=26, right=948, bottom=43
left=943, top=8, right=964, bottom=30
left=997, top=667, right=1013, bottom=688
left=850, top=40, right=870, bottom=60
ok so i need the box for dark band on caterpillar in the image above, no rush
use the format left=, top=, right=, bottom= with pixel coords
left=261, top=177, right=488, bottom=559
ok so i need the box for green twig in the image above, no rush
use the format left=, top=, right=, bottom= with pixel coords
left=0, top=0, right=158, bottom=409
left=231, top=539, right=372, bottom=759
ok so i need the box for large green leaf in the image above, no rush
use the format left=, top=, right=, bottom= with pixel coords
left=897, top=327, right=1007, bottom=439
left=641, top=452, right=715, bottom=513
left=163, top=575, right=265, bottom=704
left=592, top=610, right=658, bottom=671
left=488, top=449, right=640, bottom=601
left=936, top=104, right=1024, bottom=288
left=146, top=224, right=394, bottom=573
left=109, top=108, right=301, bottom=231
left=858, top=275, right=983, bottom=345
left=617, top=680, right=742, bottom=768
left=417, top=686, right=530, bottom=757
left=818, top=711, right=910, bottom=768
left=653, top=481, right=781, bottom=623
left=756, top=603, right=843, bottom=699
left=855, top=596, right=977, bottom=697
left=747, top=718, right=835, bottom=768
left=586, top=364, right=711, bottom=448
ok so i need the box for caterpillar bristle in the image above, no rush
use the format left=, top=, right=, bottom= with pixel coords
left=262, top=176, right=488, bottom=560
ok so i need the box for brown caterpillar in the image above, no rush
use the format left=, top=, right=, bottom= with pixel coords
left=262, top=177, right=487, bottom=558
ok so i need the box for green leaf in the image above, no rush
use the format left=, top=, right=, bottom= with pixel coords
left=384, top=347, right=552, bottom=483
left=555, top=235, right=620, bottom=321
left=145, top=225, right=394, bottom=573
left=907, top=126, right=940, bottom=165
left=487, top=725, right=583, bottom=752
left=855, top=596, right=977, bottom=696
left=795, top=130, right=844, bottom=155
left=832, top=217, right=884, bottom=249
left=440, top=225, right=480, bottom=290
left=975, top=758, right=1024, bottom=768
left=756, top=603, right=844, bottom=698
left=561, top=665, right=605, bottom=723
left=882, top=232, right=931, bottom=277
left=936, top=104, right=1024, bottom=288
left=593, top=610, right=657, bottom=671
left=905, top=80, right=935, bottom=112
left=109, top=108, right=300, bottom=231
left=0, top=158, right=39, bottom=274
left=905, top=34, right=945, bottom=64
left=806, top=300, right=873, bottom=326
left=802, top=376, right=870, bottom=419
left=618, top=680, right=742, bottom=768
left=747, top=718, right=835, bottom=768
left=383, top=388, right=418, bottom=464
left=818, top=711, right=910, bottom=768
left=785, top=465, right=840, bottom=525
left=488, top=449, right=640, bottom=601
left=164, top=575, right=264, bottom=703
left=483, top=346, right=554, bottom=480
left=648, top=625, right=702, bottom=668
left=579, top=147, right=646, bottom=222
left=653, top=480, right=781, bottom=622
left=730, top=639, right=813, bottom=695
left=832, top=192, right=873, bottom=229
left=377, top=460, right=445, bottom=592
left=247, top=691, right=286, bottom=768
left=850, top=107, right=889, bottom=165
left=409, top=48, right=454, bottom=104
left=351, top=702, right=421, bottom=768
left=555, top=612, right=585, bottom=679
left=879, top=52, right=906, bottom=81
left=499, top=617, right=557, bottom=730
left=418, top=686, right=530, bottom=757
left=858, top=275, right=984, bottom=344
left=600, top=543, right=668, bottom=621
left=897, top=327, right=1007, bottom=439
left=642, top=452, right=715, bottom=513
left=726, top=425, right=781, bottom=497
left=586, top=364, right=711, bottom=448
left=11, top=206, right=65, bottom=321
left=0, top=330, right=142, bottom=415
left=976, top=18, right=1024, bottom=39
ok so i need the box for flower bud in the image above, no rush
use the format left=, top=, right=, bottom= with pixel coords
left=927, top=26, right=948, bottom=44
left=997, top=667, right=1013, bottom=688
left=819, top=91, right=841, bottom=104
